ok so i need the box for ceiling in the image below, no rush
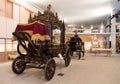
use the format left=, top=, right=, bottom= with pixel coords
left=16, top=0, right=120, bottom=25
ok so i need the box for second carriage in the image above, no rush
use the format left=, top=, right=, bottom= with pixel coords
left=66, top=31, right=85, bottom=60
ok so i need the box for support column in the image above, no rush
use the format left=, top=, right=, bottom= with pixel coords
left=111, top=10, right=116, bottom=53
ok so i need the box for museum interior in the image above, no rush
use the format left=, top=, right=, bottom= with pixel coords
left=0, top=0, right=120, bottom=84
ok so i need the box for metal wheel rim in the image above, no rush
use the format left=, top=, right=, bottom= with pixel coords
left=14, top=59, right=25, bottom=72
left=45, top=59, right=56, bottom=81
left=64, top=48, right=71, bottom=67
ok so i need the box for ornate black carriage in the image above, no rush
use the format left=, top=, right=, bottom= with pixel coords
left=67, top=31, right=85, bottom=60
left=11, top=4, right=71, bottom=81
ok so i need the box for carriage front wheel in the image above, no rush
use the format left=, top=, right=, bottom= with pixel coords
left=64, top=48, right=71, bottom=67
left=12, top=56, right=26, bottom=74
left=44, top=58, right=56, bottom=81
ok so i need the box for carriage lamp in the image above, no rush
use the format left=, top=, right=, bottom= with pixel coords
left=58, top=53, right=64, bottom=59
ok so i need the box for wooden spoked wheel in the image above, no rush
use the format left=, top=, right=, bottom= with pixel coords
left=44, top=58, right=56, bottom=81
left=64, top=48, right=71, bottom=67
left=12, top=56, right=26, bottom=74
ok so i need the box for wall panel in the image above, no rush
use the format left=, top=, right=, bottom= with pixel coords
left=19, top=6, right=26, bottom=23
left=0, top=16, right=18, bottom=38
left=6, top=0, right=13, bottom=18
left=6, top=18, right=18, bottom=38
left=0, top=0, right=6, bottom=16
left=6, top=18, right=14, bottom=38
left=13, top=4, right=19, bottom=22
left=25, top=9, right=30, bottom=23
left=0, top=17, right=6, bottom=38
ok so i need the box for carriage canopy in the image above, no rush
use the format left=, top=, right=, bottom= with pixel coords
left=12, top=21, right=50, bottom=41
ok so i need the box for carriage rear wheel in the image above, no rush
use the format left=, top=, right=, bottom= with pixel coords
left=44, top=58, right=56, bottom=81
left=64, top=48, right=71, bottom=67
left=12, top=56, right=26, bottom=74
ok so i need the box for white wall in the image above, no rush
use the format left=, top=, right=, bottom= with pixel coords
left=0, top=17, right=6, bottom=38
left=0, top=16, right=18, bottom=38
left=19, top=6, right=26, bottom=23
left=13, top=4, right=19, bottom=22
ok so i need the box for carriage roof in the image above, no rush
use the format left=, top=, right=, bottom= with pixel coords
left=12, top=21, right=50, bottom=41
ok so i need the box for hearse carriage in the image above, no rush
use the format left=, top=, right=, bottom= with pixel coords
left=12, top=4, right=71, bottom=81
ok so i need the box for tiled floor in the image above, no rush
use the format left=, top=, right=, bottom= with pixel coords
left=0, top=53, right=120, bottom=84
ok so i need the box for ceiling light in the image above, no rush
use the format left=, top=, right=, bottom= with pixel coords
left=101, top=24, right=104, bottom=29
left=91, top=25, right=93, bottom=29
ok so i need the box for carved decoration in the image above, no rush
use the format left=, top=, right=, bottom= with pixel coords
left=28, top=4, right=65, bottom=45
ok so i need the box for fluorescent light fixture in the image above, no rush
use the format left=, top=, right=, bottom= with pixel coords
left=81, top=24, right=84, bottom=28
left=101, top=24, right=104, bottom=29
left=91, top=25, right=93, bottom=29
left=67, top=24, right=75, bottom=27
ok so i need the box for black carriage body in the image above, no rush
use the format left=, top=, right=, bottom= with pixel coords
left=13, top=31, right=66, bottom=61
